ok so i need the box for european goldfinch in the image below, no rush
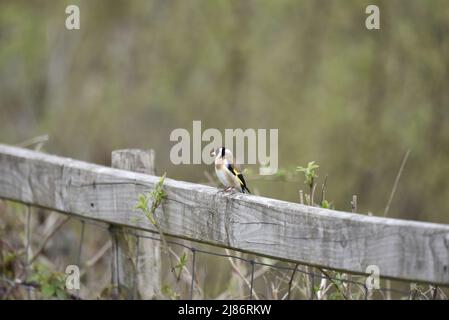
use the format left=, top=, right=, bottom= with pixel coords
left=211, top=147, right=251, bottom=193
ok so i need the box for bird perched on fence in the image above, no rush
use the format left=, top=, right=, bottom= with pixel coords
left=211, top=147, right=251, bottom=193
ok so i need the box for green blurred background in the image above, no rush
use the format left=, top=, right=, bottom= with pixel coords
left=1, top=0, right=448, bottom=223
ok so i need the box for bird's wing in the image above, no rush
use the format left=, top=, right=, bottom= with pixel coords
left=231, top=157, right=242, bottom=171
left=225, top=162, right=251, bottom=193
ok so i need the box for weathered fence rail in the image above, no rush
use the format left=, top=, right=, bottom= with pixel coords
left=1, top=144, right=449, bottom=285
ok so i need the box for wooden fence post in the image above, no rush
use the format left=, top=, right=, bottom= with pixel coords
left=111, top=149, right=161, bottom=299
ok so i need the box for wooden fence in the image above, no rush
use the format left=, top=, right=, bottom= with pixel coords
left=1, top=143, right=449, bottom=291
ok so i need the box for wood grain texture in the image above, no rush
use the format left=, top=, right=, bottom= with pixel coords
left=1, top=144, right=449, bottom=284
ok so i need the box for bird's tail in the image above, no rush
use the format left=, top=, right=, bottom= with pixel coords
left=236, top=171, right=251, bottom=194
left=241, top=185, right=251, bottom=194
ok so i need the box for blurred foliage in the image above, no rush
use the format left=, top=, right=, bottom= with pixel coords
left=297, top=161, right=319, bottom=189
left=1, top=0, right=449, bottom=223
left=1, top=193, right=448, bottom=299
left=27, top=264, right=68, bottom=299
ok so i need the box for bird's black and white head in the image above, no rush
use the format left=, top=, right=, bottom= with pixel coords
left=211, top=147, right=233, bottom=161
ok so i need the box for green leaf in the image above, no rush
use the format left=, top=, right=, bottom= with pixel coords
left=174, top=252, right=188, bottom=277
left=41, top=283, right=55, bottom=298
left=321, top=200, right=330, bottom=209
left=296, top=161, right=320, bottom=187
left=55, top=288, right=68, bottom=300
left=27, top=273, right=41, bottom=283
left=180, top=252, right=187, bottom=265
